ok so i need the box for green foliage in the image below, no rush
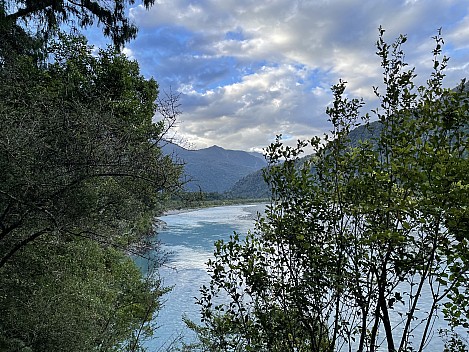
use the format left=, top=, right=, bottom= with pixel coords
left=0, top=235, right=165, bottom=352
left=193, top=28, right=469, bottom=351
left=0, top=12, right=45, bottom=66
left=1, top=0, right=156, bottom=48
left=0, top=33, right=182, bottom=350
left=0, top=34, right=181, bottom=266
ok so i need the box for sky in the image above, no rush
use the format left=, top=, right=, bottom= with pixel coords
left=120, top=0, right=469, bottom=152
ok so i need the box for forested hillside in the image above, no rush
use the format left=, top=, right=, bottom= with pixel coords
left=227, top=168, right=270, bottom=199
left=163, top=143, right=267, bottom=193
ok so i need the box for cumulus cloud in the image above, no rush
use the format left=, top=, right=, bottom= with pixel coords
left=128, top=0, right=469, bottom=151
left=174, top=63, right=331, bottom=150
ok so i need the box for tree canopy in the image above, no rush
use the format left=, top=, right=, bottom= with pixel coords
left=0, top=234, right=165, bottom=352
left=0, top=34, right=181, bottom=268
left=193, top=29, right=469, bottom=352
left=0, top=30, right=182, bottom=350
left=1, top=0, right=156, bottom=47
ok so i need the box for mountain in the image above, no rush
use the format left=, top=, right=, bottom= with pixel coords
left=162, top=143, right=268, bottom=193
left=228, top=121, right=383, bottom=199
left=160, top=121, right=383, bottom=198
left=227, top=168, right=270, bottom=199
left=229, top=81, right=469, bottom=199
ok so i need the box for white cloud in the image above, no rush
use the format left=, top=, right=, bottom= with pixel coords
left=121, top=47, right=135, bottom=60
left=129, top=0, right=469, bottom=151
left=172, top=63, right=331, bottom=150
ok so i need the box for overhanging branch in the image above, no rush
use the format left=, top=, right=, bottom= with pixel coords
left=5, top=0, right=56, bottom=21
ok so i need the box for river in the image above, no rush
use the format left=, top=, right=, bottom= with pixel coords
left=135, top=203, right=466, bottom=351
left=135, top=203, right=266, bottom=350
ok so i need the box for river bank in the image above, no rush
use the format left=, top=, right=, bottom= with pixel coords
left=161, top=198, right=269, bottom=216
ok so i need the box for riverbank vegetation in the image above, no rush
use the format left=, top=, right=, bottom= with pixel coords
left=3, top=1, right=469, bottom=351
left=0, top=2, right=182, bottom=350
left=163, top=191, right=268, bottom=214
left=193, top=29, right=469, bottom=351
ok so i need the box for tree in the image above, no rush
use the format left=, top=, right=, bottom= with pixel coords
left=1, top=0, right=156, bottom=48
left=194, top=28, right=469, bottom=351
left=0, top=33, right=182, bottom=350
left=0, top=234, right=165, bottom=352
left=0, top=33, right=181, bottom=268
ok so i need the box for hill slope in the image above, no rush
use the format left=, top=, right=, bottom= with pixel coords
left=227, top=168, right=270, bottom=199
left=162, top=143, right=267, bottom=193
left=228, top=121, right=383, bottom=199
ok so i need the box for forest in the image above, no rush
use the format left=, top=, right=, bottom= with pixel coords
left=1, top=1, right=469, bottom=352
left=0, top=1, right=182, bottom=350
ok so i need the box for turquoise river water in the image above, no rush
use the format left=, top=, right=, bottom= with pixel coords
left=135, top=204, right=266, bottom=350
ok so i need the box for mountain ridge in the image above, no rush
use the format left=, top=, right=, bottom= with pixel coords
left=162, top=142, right=267, bottom=193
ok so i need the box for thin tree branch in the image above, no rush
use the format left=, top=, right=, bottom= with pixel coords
left=0, top=227, right=51, bottom=268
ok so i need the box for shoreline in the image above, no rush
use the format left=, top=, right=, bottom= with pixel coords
left=160, top=199, right=269, bottom=217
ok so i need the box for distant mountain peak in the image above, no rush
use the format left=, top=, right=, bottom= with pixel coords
left=202, top=145, right=225, bottom=152
left=162, top=142, right=267, bottom=193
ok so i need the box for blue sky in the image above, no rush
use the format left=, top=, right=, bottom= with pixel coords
left=119, top=0, right=469, bottom=151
